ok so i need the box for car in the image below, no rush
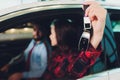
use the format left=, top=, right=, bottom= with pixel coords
left=0, top=0, right=120, bottom=79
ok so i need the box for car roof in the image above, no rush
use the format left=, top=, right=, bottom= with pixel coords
left=0, top=1, right=82, bottom=19
left=0, top=1, right=120, bottom=21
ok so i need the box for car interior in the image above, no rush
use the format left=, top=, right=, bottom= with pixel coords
left=0, top=8, right=85, bottom=78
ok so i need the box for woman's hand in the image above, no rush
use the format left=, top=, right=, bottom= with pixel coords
left=84, top=1, right=107, bottom=49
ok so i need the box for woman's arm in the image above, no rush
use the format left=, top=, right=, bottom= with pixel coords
left=84, top=1, right=107, bottom=49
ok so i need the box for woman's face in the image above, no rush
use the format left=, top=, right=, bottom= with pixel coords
left=49, top=26, right=57, bottom=46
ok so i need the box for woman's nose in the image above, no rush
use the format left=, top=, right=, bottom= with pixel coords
left=49, top=34, right=52, bottom=40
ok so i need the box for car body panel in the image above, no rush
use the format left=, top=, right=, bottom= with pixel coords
left=78, top=68, right=120, bottom=80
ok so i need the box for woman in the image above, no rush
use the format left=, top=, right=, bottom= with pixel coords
left=44, top=1, right=107, bottom=80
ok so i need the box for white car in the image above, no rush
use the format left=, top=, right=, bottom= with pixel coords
left=0, top=1, right=120, bottom=80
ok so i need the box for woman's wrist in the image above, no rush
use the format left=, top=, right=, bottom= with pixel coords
left=90, top=33, right=103, bottom=49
